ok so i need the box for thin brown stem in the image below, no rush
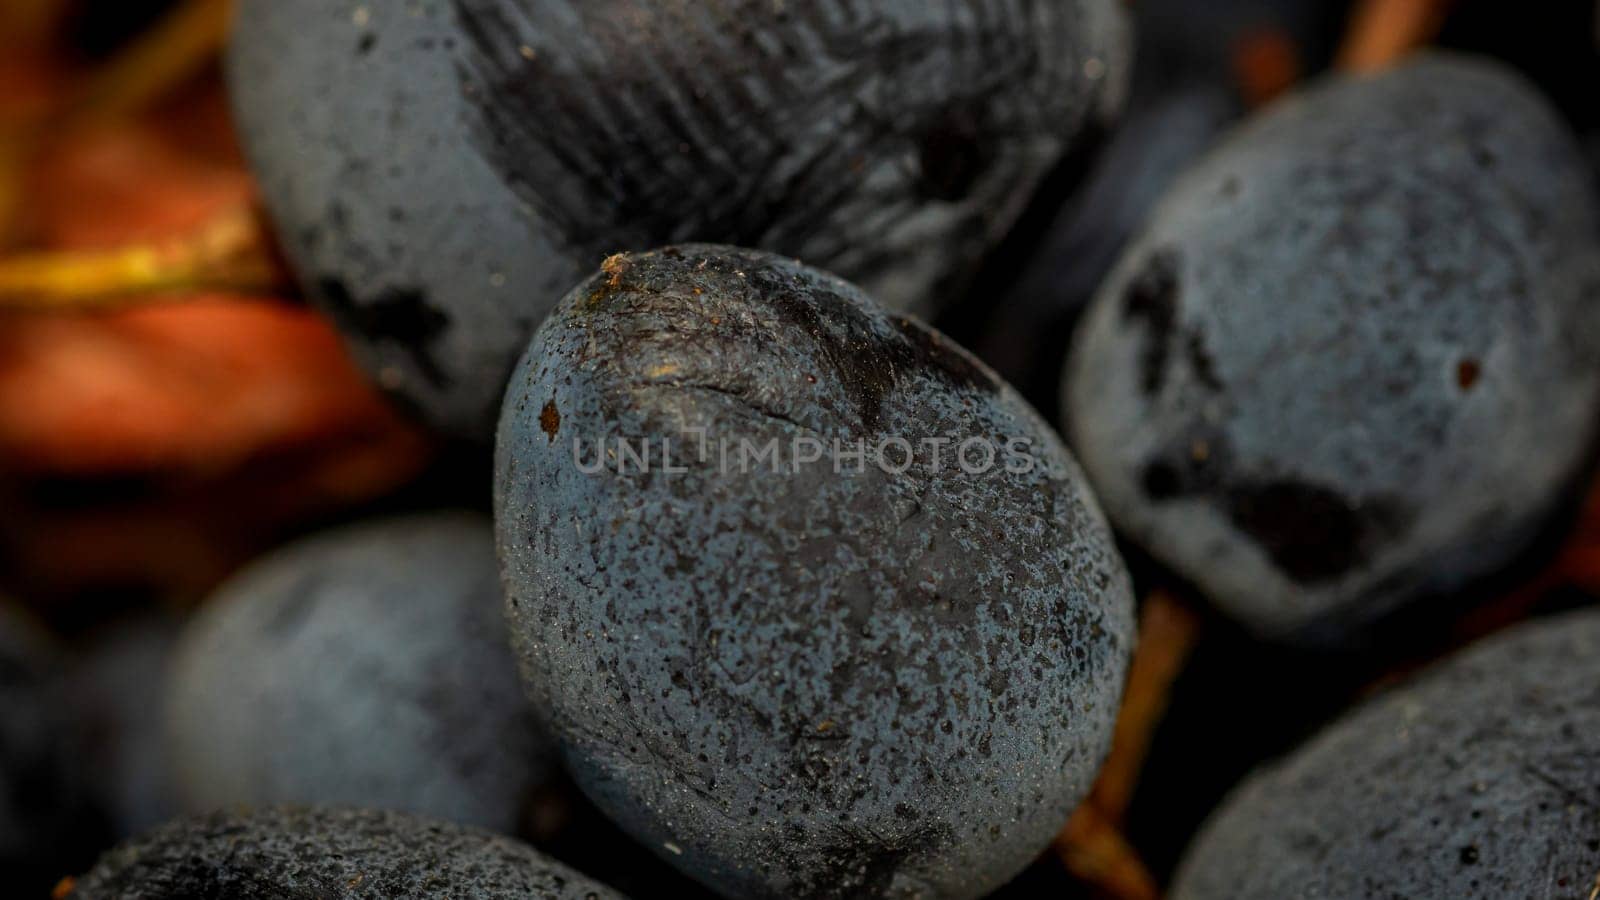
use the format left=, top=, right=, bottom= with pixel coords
left=1337, top=0, right=1456, bottom=73
left=1091, top=592, right=1203, bottom=825
left=1056, top=802, right=1160, bottom=900
left=65, top=0, right=235, bottom=127
left=1055, top=592, right=1204, bottom=898
left=0, top=1, right=236, bottom=248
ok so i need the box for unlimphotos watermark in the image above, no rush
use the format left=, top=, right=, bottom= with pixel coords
left=570, top=430, right=1040, bottom=477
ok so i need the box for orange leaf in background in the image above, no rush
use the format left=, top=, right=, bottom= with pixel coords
left=0, top=49, right=68, bottom=249
left=0, top=297, right=419, bottom=474
left=0, top=67, right=431, bottom=602
left=30, top=91, right=252, bottom=249
left=0, top=49, right=66, bottom=126
left=0, top=72, right=424, bottom=481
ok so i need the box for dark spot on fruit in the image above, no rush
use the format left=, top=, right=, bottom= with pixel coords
left=799, top=822, right=954, bottom=899
left=357, top=33, right=377, bottom=55
left=1456, top=358, right=1481, bottom=391
left=1459, top=845, right=1480, bottom=865
left=758, top=281, right=894, bottom=432
left=1142, top=461, right=1183, bottom=500
left=1121, top=249, right=1181, bottom=395
left=540, top=400, right=561, bottom=443
left=1186, top=331, right=1224, bottom=392
left=1139, top=428, right=1232, bottom=501
left=758, top=271, right=992, bottom=431
left=892, top=317, right=996, bottom=395
left=918, top=113, right=989, bottom=202
left=1222, top=479, right=1414, bottom=585
left=317, top=278, right=454, bottom=389
left=1142, top=434, right=1413, bottom=583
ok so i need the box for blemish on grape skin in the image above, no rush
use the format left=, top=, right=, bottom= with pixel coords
left=1066, top=55, right=1600, bottom=641
left=540, top=400, right=560, bottom=442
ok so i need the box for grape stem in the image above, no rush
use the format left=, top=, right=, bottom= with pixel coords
left=1055, top=592, right=1203, bottom=899
left=1337, top=0, right=1457, bottom=73
left=0, top=0, right=235, bottom=250
left=64, top=0, right=235, bottom=127
left=0, top=202, right=289, bottom=310
left=1092, top=592, right=1203, bottom=824
left=1057, top=802, right=1160, bottom=900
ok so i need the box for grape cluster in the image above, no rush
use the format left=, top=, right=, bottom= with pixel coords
left=37, top=4, right=1600, bottom=900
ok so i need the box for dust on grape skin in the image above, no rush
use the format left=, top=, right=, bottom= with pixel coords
left=1172, top=609, right=1600, bottom=900
left=66, top=806, right=625, bottom=899
left=497, top=245, right=1135, bottom=899
left=165, top=515, right=554, bottom=834
left=1066, top=54, right=1600, bottom=641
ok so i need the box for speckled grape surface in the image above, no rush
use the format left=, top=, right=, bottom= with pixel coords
left=228, top=0, right=1130, bottom=438
left=167, top=513, right=552, bottom=831
left=1172, top=608, right=1600, bottom=900
left=69, top=805, right=625, bottom=899
left=1066, top=54, right=1600, bottom=640
left=495, top=245, right=1136, bottom=899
